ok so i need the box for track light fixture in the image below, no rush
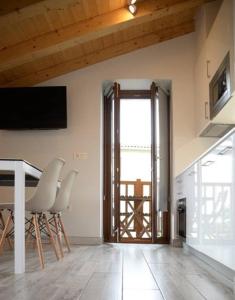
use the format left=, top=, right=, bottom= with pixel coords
left=128, top=0, right=137, bottom=4
left=128, top=0, right=137, bottom=15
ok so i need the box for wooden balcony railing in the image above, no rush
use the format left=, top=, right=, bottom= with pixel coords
left=120, top=179, right=152, bottom=241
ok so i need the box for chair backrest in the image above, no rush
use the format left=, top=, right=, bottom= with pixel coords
left=26, top=158, right=65, bottom=212
left=50, top=169, right=78, bottom=213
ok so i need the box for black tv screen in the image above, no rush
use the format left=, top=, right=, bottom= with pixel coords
left=0, top=86, right=67, bottom=129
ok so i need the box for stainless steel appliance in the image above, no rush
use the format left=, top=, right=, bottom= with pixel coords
left=177, top=198, right=186, bottom=238
left=209, top=52, right=231, bottom=119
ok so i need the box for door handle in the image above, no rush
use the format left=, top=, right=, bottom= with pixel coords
left=205, top=102, right=209, bottom=120
left=206, top=60, right=211, bottom=78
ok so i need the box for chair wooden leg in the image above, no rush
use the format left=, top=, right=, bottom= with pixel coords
left=0, top=214, right=12, bottom=254
left=8, top=212, right=14, bottom=250
left=58, top=214, right=71, bottom=252
left=6, top=234, right=13, bottom=250
left=52, top=215, right=64, bottom=258
left=0, top=211, right=4, bottom=226
left=3, top=237, right=13, bottom=250
left=43, top=214, right=60, bottom=260
left=0, top=211, right=5, bottom=233
left=33, top=214, right=45, bottom=269
left=25, top=217, right=34, bottom=250
left=0, top=211, right=13, bottom=250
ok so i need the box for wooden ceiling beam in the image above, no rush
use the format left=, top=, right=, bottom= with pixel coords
left=0, top=0, right=43, bottom=16
left=1, top=20, right=194, bottom=87
left=0, top=0, right=82, bottom=22
left=0, top=9, right=195, bottom=85
left=0, top=0, right=206, bottom=72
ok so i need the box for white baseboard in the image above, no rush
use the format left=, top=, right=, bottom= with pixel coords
left=69, top=236, right=103, bottom=245
left=184, top=243, right=235, bottom=292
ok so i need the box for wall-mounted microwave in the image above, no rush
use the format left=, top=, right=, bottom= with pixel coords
left=209, top=52, right=231, bottom=119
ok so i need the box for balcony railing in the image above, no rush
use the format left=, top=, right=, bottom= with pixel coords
left=120, top=179, right=152, bottom=241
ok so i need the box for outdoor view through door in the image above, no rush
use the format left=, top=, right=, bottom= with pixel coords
left=120, top=99, right=152, bottom=241
left=103, top=82, right=170, bottom=244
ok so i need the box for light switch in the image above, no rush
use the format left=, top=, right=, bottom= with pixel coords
left=73, top=152, right=88, bottom=160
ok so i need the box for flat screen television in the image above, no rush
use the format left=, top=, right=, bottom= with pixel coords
left=0, top=86, right=67, bottom=129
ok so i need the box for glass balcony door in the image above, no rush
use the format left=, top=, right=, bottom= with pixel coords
left=103, top=82, right=170, bottom=244
left=119, top=99, right=152, bottom=242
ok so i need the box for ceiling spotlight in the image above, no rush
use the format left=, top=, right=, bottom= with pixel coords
left=128, top=4, right=137, bottom=15
left=128, top=0, right=137, bottom=4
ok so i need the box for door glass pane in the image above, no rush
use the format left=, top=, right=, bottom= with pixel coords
left=119, top=99, right=152, bottom=241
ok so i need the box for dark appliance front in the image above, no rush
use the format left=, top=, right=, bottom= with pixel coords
left=209, top=52, right=231, bottom=119
left=177, top=198, right=186, bottom=239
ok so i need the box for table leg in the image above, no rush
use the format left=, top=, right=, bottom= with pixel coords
left=14, top=162, right=25, bottom=274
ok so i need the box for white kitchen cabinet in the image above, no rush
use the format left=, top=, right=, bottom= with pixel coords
left=185, top=163, right=199, bottom=246
left=175, top=129, right=235, bottom=271
left=195, top=43, right=210, bottom=134
left=175, top=174, right=184, bottom=199
left=199, top=134, right=234, bottom=245
left=195, top=0, right=235, bottom=136
left=206, top=0, right=234, bottom=88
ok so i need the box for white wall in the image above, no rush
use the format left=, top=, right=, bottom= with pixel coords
left=0, top=33, right=202, bottom=240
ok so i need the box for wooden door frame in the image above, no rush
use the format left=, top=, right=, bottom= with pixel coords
left=103, top=93, right=112, bottom=242
left=103, top=84, right=170, bottom=243
left=103, top=83, right=120, bottom=242
left=151, top=83, right=171, bottom=244
left=150, top=82, right=157, bottom=243
left=114, top=82, right=120, bottom=242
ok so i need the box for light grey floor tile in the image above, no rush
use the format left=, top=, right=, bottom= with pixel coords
left=149, top=263, right=206, bottom=300
left=79, top=272, right=122, bottom=300
left=0, top=244, right=233, bottom=300
left=122, top=246, right=159, bottom=290
left=186, top=273, right=235, bottom=300
left=123, top=289, right=164, bottom=300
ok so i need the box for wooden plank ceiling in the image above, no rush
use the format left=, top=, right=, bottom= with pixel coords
left=0, top=0, right=212, bottom=86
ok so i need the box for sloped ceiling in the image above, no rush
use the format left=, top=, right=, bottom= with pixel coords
left=0, top=0, right=213, bottom=86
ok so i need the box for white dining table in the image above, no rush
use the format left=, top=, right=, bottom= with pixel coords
left=0, top=159, right=42, bottom=274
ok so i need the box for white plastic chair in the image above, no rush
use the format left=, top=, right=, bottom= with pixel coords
left=0, top=158, right=65, bottom=268
left=48, top=169, right=78, bottom=257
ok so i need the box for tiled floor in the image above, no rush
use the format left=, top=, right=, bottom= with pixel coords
left=0, top=244, right=234, bottom=300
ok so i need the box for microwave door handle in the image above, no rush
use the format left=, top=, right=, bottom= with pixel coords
left=207, top=60, right=211, bottom=78
left=205, top=101, right=209, bottom=120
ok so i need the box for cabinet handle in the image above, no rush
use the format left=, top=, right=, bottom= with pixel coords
left=188, top=171, right=196, bottom=176
left=201, top=160, right=214, bottom=167
left=205, top=102, right=209, bottom=120
left=218, top=146, right=232, bottom=155
left=206, top=60, right=211, bottom=78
